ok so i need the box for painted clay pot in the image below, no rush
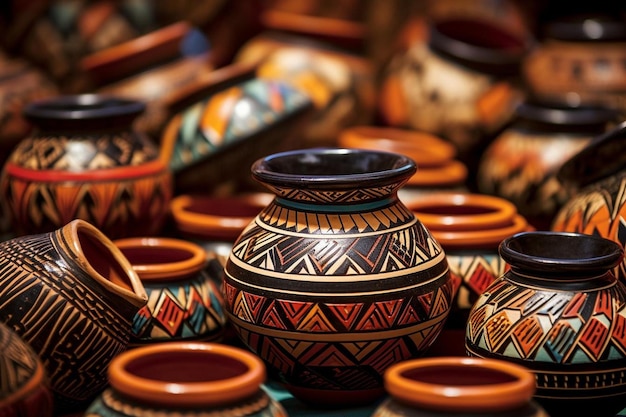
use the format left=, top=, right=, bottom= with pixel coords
left=379, top=17, right=528, bottom=169
left=337, top=126, right=468, bottom=199
left=372, top=357, right=548, bottom=417
left=523, top=14, right=626, bottom=117
left=84, top=341, right=287, bottom=417
left=465, top=231, right=626, bottom=417
left=404, top=192, right=530, bottom=329
left=0, top=219, right=147, bottom=412
left=160, top=63, right=314, bottom=195
left=234, top=11, right=375, bottom=148
left=0, top=94, right=173, bottom=239
left=114, top=237, right=228, bottom=345
left=476, top=100, right=617, bottom=230
left=223, top=148, right=455, bottom=406
left=81, top=21, right=215, bottom=139
left=0, top=321, right=54, bottom=417
left=552, top=121, right=626, bottom=283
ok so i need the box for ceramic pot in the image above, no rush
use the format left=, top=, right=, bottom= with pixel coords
left=0, top=321, right=54, bottom=417
left=223, top=148, right=455, bottom=406
left=0, top=94, right=173, bottom=239
left=476, top=100, right=617, bottom=230
left=234, top=12, right=375, bottom=148
left=404, top=192, right=530, bottom=329
left=81, top=21, right=215, bottom=139
left=0, top=219, right=147, bottom=412
left=114, top=237, right=228, bottom=345
left=552, top=121, right=626, bottom=283
left=337, top=126, right=468, bottom=199
left=160, top=63, right=314, bottom=195
left=379, top=17, right=528, bottom=169
left=84, top=341, right=286, bottom=416
left=465, top=231, right=626, bottom=417
left=523, top=15, right=626, bottom=117
left=371, top=356, right=548, bottom=417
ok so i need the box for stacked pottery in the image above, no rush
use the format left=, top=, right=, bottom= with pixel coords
left=372, top=357, right=548, bottom=417
left=223, top=148, right=455, bottom=406
left=85, top=342, right=287, bottom=417
left=337, top=126, right=468, bottom=199
left=477, top=100, right=617, bottom=230
left=466, top=231, right=626, bottom=417
left=0, top=219, right=147, bottom=412
left=114, top=237, right=228, bottom=345
left=404, top=192, right=530, bottom=330
left=234, top=10, right=375, bottom=148
left=160, top=63, right=314, bottom=195
left=81, top=21, right=214, bottom=139
left=552, top=121, right=626, bottom=283
left=379, top=17, right=528, bottom=171
left=0, top=94, right=173, bottom=239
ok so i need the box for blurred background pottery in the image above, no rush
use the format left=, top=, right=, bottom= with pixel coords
left=0, top=321, right=54, bottom=417
left=80, top=21, right=215, bottom=139
left=476, top=99, right=618, bottom=230
left=84, top=341, right=287, bottom=417
left=159, top=62, right=314, bottom=195
left=0, top=219, right=147, bottom=412
left=223, top=148, right=455, bottom=406
left=0, top=94, right=173, bottom=239
left=114, top=237, right=228, bottom=345
left=466, top=231, right=626, bottom=417
left=404, top=192, right=530, bottom=331
left=372, top=356, right=548, bottom=417
left=552, top=121, right=626, bottom=283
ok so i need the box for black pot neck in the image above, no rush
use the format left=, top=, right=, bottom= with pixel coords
left=542, top=15, right=626, bottom=42
left=512, top=100, right=618, bottom=134
left=24, top=95, right=145, bottom=134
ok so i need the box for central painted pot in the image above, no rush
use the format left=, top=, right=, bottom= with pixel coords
left=222, top=148, right=454, bottom=407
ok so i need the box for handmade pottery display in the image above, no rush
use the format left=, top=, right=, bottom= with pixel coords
left=337, top=126, right=468, bottom=199
left=0, top=321, right=54, bottom=417
left=0, top=94, right=173, bottom=239
left=372, top=356, right=548, bottom=417
left=404, top=192, right=530, bottom=329
left=160, top=63, right=314, bottom=195
left=84, top=341, right=287, bottom=417
left=114, top=237, right=228, bottom=345
left=552, top=121, right=626, bottom=283
left=466, top=231, right=626, bottom=417
left=476, top=100, right=617, bottom=230
left=81, top=21, right=214, bottom=138
left=0, top=219, right=147, bottom=412
left=223, top=148, right=455, bottom=406
left=523, top=14, right=626, bottom=117
left=379, top=17, right=528, bottom=169
left=234, top=11, right=375, bottom=148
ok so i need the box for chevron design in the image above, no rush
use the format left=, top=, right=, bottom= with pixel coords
left=447, top=252, right=509, bottom=309
left=262, top=183, right=403, bottom=204
left=553, top=175, right=626, bottom=282
left=131, top=273, right=226, bottom=343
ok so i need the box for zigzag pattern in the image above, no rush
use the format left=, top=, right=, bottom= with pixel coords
left=131, top=272, right=227, bottom=343
left=447, top=252, right=509, bottom=309
left=262, top=183, right=402, bottom=203
left=0, top=323, right=40, bottom=399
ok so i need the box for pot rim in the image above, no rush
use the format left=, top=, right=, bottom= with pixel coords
left=384, top=356, right=535, bottom=412
left=23, top=94, right=145, bottom=123
left=114, top=237, right=208, bottom=281
left=251, top=147, right=416, bottom=189
left=108, top=342, right=265, bottom=407
left=514, top=100, right=619, bottom=127
left=543, top=16, right=626, bottom=42
left=407, top=160, right=467, bottom=187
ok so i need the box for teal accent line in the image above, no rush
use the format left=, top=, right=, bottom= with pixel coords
left=275, top=197, right=394, bottom=212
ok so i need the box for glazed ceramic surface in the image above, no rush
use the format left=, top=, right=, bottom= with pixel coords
left=477, top=100, right=616, bottom=229
left=0, top=219, right=147, bottom=412
left=372, top=357, right=548, bottom=417
left=223, top=148, right=454, bottom=406
left=0, top=321, right=54, bottom=417
left=553, top=121, right=626, bottom=283
left=115, top=237, right=228, bottom=345
left=466, top=231, right=626, bottom=417
left=0, top=94, right=173, bottom=239
left=84, top=342, right=287, bottom=417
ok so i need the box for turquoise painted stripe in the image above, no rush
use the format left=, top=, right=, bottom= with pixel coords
left=275, top=197, right=394, bottom=212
